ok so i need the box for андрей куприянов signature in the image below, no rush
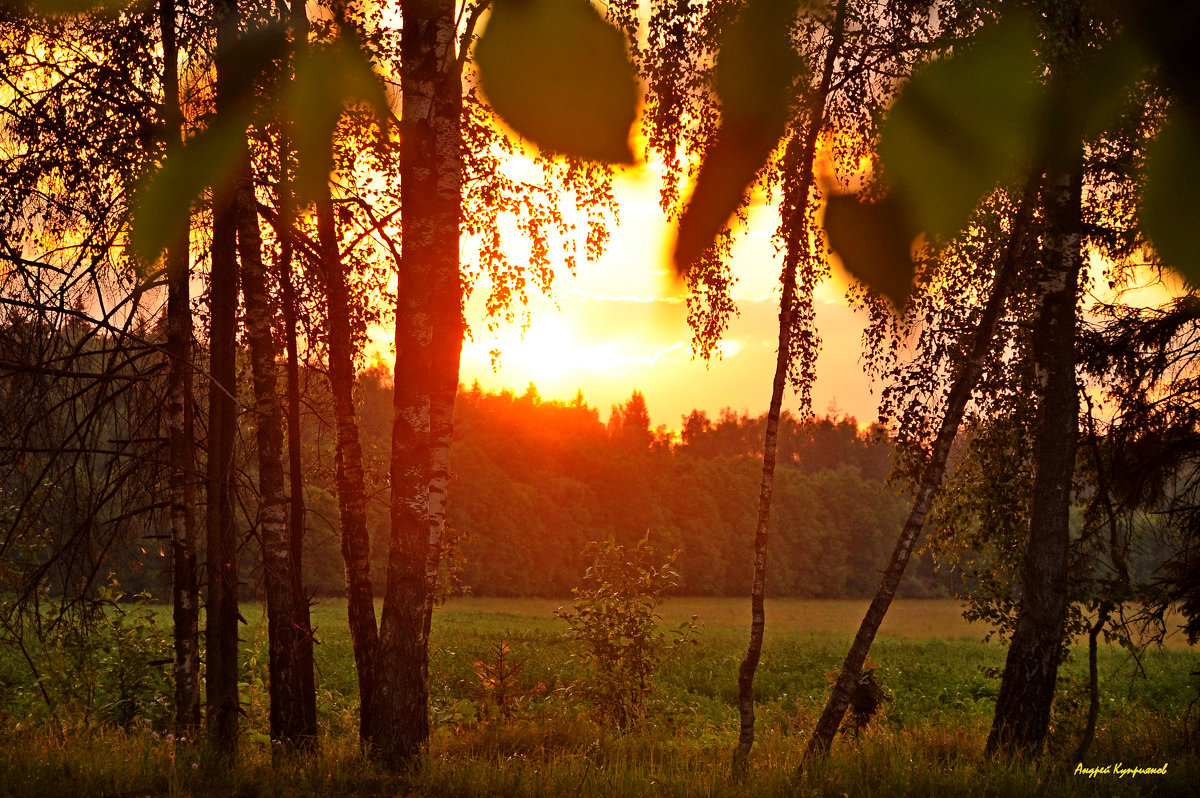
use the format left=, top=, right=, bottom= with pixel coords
left=1074, top=762, right=1169, bottom=778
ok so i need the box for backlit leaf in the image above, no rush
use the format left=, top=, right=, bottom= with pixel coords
left=823, top=193, right=918, bottom=308
left=673, top=0, right=804, bottom=274
left=474, top=0, right=638, bottom=164
left=879, top=17, right=1043, bottom=241
left=1052, top=36, right=1149, bottom=150
left=215, top=22, right=290, bottom=109
left=288, top=36, right=389, bottom=204
left=131, top=113, right=251, bottom=264
left=1142, top=110, right=1200, bottom=288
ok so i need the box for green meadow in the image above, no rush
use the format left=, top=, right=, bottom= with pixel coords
left=2, top=597, right=1197, bottom=797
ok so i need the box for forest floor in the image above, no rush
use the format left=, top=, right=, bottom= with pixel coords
left=1, top=597, right=1197, bottom=796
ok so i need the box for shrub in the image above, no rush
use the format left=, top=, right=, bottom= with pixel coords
left=0, top=575, right=171, bottom=730
left=555, top=535, right=698, bottom=729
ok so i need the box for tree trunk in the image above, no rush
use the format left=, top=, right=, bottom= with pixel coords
left=1073, top=602, right=1109, bottom=762
left=423, top=356, right=458, bottom=641
left=205, top=0, right=242, bottom=754
left=159, top=0, right=200, bottom=737
left=987, top=163, right=1083, bottom=757
left=289, top=1, right=381, bottom=745
left=280, top=0, right=317, bottom=742
left=316, top=179, right=380, bottom=743
left=806, top=178, right=1039, bottom=759
left=733, top=0, right=847, bottom=773
left=372, top=0, right=461, bottom=767
left=420, top=0, right=467, bottom=670
left=235, top=148, right=309, bottom=746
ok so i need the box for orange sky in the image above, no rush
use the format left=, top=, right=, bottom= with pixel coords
left=362, top=147, right=1184, bottom=433
left=449, top=160, right=880, bottom=430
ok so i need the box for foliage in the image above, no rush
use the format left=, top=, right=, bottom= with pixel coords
left=878, top=18, right=1043, bottom=244
left=474, top=1, right=1198, bottom=298
left=474, top=0, right=637, bottom=164
left=0, top=575, right=172, bottom=732
left=555, top=535, right=699, bottom=729
left=131, top=23, right=389, bottom=263
left=471, top=640, right=546, bottom=722
left=845, top=660, right=890, bottom=737
left=2, top=598, right=1198, bottom=796
left=672, top=0, right=805, bottom=273
left=295, top=377, right=931, bottom=601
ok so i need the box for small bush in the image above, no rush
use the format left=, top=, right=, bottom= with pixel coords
left=0, top=575, right=171, bottom=731
left=555, top=535, right=699, bottom=729
left=472, top=639, right=546, bottom=721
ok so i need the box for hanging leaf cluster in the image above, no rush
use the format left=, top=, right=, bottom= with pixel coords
left=473, top=1, right=1200, bottom=303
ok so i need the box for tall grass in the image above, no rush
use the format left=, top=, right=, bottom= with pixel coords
left=1, top=598, right=1196, bottom=796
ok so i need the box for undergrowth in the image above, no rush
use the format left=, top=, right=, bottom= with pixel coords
left=1, top=598, right=1197, bottom=796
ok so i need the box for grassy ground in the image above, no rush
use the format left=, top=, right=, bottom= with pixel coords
left=1, top=598, right=1197, bottom=796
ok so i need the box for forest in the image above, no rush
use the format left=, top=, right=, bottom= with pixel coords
left=1, top=0, right=1199, bottom=795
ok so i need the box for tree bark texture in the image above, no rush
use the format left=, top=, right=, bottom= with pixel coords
left=733, top=0, right=847, bottom=773
left=372, top=0, right=461, bottom=767
left=290, top=1, right=382, bottom=744
left=279, top=0, right=317, bottom=741
left=235, top=149, right=310, bottom=746
left=806, top=178, right=1039, bottom=759
left=159, top=0, right=200, bottom=737
left=317, top=175, right=380, bottom=742
left=206, top=0, right=242, bottom=754
left=987, top=165, right=1083, bottom=757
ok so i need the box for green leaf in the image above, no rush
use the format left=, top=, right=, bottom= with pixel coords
left=673, top=0, right=804, bottom=274
left=287, top=36, right=389, bottom=205
left=130, top=113, right=251, bottom=264
left=1142, top=110, right=1200, bottom=288
left=215, top=23, right=290, bottom=109
left=474, top=0, right=638, bottom=164
left=1051, top=36, right=1149, bottom=148
left=823, top=193, right=917, bottom=308
left=879, top=17, right=1043, bottom=241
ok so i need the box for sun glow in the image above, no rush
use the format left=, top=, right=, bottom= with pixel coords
left=474, top=315, right=580, bottom=380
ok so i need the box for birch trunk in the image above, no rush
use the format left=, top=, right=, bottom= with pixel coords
left=205, top=0, right=242, bottom=754
left=987, top=163, right=1082, bottom=757
left=372, top=0, right=461, bottom=767
left=159, top=0, right=200, bottom=736
left=733, top=0, right=847, bottom=772
left=235, top=149, right=310, bottom=746
left=317, top=184, right=380, bottom=741
left=280, top=0, right=317, bottom=741
left=806, top=178, right=1039, bottom=759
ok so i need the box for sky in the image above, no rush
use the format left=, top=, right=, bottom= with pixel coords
left=358, top=148, right=1184, bottom=433
left=447, top=159, right=881, bottom=431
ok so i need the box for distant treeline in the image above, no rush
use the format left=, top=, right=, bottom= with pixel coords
left=102, top=372, right=952, bottom=600
left=338, top=377, right=949, bottom=599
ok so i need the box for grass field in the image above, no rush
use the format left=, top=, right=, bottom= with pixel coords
left=2, top=597, right=1197, bottom=796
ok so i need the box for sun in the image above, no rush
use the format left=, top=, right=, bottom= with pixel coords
left=478, top=314, right=580, bottom=385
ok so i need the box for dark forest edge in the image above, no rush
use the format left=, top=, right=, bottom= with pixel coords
left=70, top=373, right=1170, bottom=605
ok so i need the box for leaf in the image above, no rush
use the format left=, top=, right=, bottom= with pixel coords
left=287, top=36, right=389, bottom=204
left=823, top=193, right=918, bottom=308
left=1051, top=36, right=1149, bottom=150
left=1142, top=110, right=1200, bottom=288
left=130, top=113, right=251, bottom=264
left=131, top=23, right=294, bottom=263
left=673, top=0, right=804, bottom=274
left=215, top=23, right=290, bottom=109
left=878, top=17, right=1043, bottom=241
left=474, top=0, right=638, bottom=164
